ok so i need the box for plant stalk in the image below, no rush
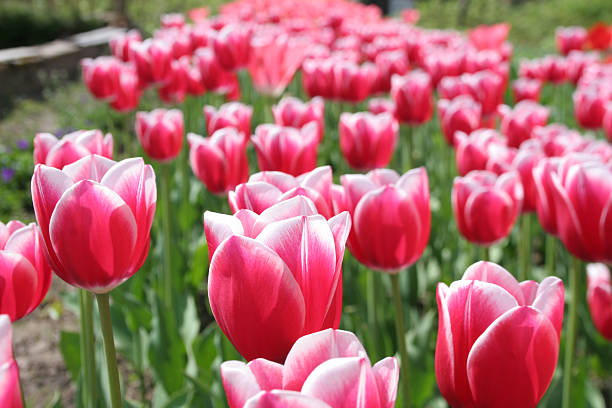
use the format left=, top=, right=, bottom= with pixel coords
left=562, top=257, right=581, bottom=408
left=96, top=293, right=122, bottom=408
left=79, top=289, right=96, bottom=408
left=160, top=163, right=173, bottom=307
left=391, top=273, right=410, bottom=408
left=519, top=214, right=531, bottom=281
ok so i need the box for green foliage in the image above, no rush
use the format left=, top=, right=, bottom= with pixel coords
left=0, top=139, right=35, bottom=221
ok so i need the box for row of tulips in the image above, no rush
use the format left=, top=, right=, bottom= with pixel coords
left=2, top=0, right=612, bottom=407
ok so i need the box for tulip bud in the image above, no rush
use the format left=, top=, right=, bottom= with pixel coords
left=0, top=315, right=22, bottom=407
left=586, top=263, right=612, bottom=341
left=272, top=97, right=324, bottom=142
left=391, top=70, right=433, bottom=125
left=339, top=112, right=398, bottom=170
left=135, top=109, right=184, bottom=162
left=34, top=130, right=113, bottom=169
left=437, top=96, right=482, bottom=146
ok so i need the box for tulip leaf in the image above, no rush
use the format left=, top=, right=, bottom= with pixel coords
left=58, top=330, right=81, bottom=381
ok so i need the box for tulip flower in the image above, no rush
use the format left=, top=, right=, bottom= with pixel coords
left=204, top=196, right=351, bottom=362
left=31, top=154, right=156, bottom=292
left=532, top=124, right=584, bottom=157
left=454, top=129, right=507, bottom=176
left=372, top=50, right=410, bottom=94
left=160, top=13, right=185, bottom=29
left=498, top=101, right=550, bottom=148
left=422, top=50, right=464, bottom=88
left=204, top=102, right=253, bottom=141
left=81, top=57, right=122, bottom=101
left=0, top=221, right=52, bottom=321
left=229, top=166, right=334, bottom=218
left=158, top=57, right=189, bottom=104
left=574, top=87, right=612, bottom=129
left=248, top=33, right=308, bottom=96
left=0, top=315, right=22, bottom=407
left=338, top=112, right=398, bottom=170
left=331, top=168, right=430, bottom=272
left=556, top=26, right=588, bottom=55
left=302, top=58, right=335, bottom=100
left=437, top=96, right=482, bottom=146
left=566, top=50, right=599, bottom=84
left=109, top=65, right=142, bottom=112
left=194, top=47, right=241, bottom=96
left=135, top=109, right=184, bottom=162
left=436, top=261, right=564, bottom=408
left=391, top=70, right=433, bottom=125
left=128, top=39, right=173, bottom=86
left=109, top=29, right=142, bottom=62
left=188, top=129, right=249, bottom=194
left=332, top=61, right=377, bottom=103
left=512, top=78, right=542, bottom=103
left=213, top=24, right=252, bottom=71
left=272, top=97, right=324, bottom=142
left=586, top=263, right=612, bottom=341
left=549, top=154, right=612, bottom=263
left=220, top=329, right=399, bottom=408
left=586, top=22, right=612, bottom=51
left=512, top=143, right=545, bottom=213
left=251, top=124, right=319, bottom=176
left=603, top=104, right=612, bottom=142
left=452, top=170, right=523, bottom=246
left=34, top=130, right=113, bottom=169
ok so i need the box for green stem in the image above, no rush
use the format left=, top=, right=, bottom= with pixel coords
left=401, top=125, right=413, bottom=171
left=546, top=234, right=556, bottom=277
left=366, top=270, right=379, bottom=358
left=519, top=214, right=531, bottom=281
left=160, top=163, right=173, bottom=307
left=562, top=257, right=581, bottom=408
left=79, top=289, right=96, bottom=408
left=391, top=273, right=410, bottom=408
left=96, top=293, right=122, bottom=408
left=478, top=245, right=488, bottom=262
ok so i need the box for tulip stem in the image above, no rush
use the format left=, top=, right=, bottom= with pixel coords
left=160, top=163, right=173, bottom=307
left=478, top=245, right=488, bottom=262
left=401, top=125, right=413, bottom=171
left=391, top=273, right=410, bottom=408
left=79, top=289, right=97, bottom=408
left=546, top=234, right=556, bottom=277
left=519, top=214, right=531, bottom=281
left=562, top=257, right=581, bottom=408
left=366, top=270, right=380, bottom=358
left=96, top=293, right=122, bottom=408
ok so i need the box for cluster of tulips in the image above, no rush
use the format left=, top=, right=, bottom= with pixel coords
left=2, top=0, right=612, bottom=407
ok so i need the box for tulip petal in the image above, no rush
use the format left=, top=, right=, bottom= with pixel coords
left=257, top=214, right=336, bottom=333
left=62, top=154, right=116, bottom=182
left=244, top=390, right=331, bottom=408
left=462, top=261, right=525, bottom=305
left=283, top=329, right=368, bottom=391
left=301, top=357, right=381, bottom=408
left=467, top=306, right=559, bottom=408
left=49, top=181, right=137, bottom=292
left=203, top=211, right=245, bottom=259
left=530, top=277, right=564, bottom=339
left=372, top=357, right=400, bottom=408
left=0, top=252, right=37, bottom=321
left=221, top=359, right=283, bottom=408
left=209, top=235, right=305, bottom=362
left=252, top=196, right=318, bottom=237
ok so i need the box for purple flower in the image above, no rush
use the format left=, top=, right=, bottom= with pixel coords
left=16, top=139, right=30, bottom=150
left=1, top=167, right=15, bottom=183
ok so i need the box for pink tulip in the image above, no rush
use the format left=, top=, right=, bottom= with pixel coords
left=512, top=143, right=545, bottom=212
left=463, top=49, right=503, bottom=74
left=438, top=71, right=504, bottom=117
left=204, top=197, right=351, bottom=362
left=338, top=112, right=398, bottom=170
left=160, top=13, right=185, bottom=29
left=391, top=70, right=433, bottom=125
left=252, top=124, right=319, bottom=176
left=574, top=86, right=612, bottom=129
left=188, top=129, right=249, bottom=194
left=272, top=97, right=324, bottom=142
left=372, top=50, right=409, bottom=94
left=34, top=130, right=113, bottom=169
left=109, top=65, right=142, bottom=112
left=331, top=168, right=430, bottom=272
left=194, top=47, right=241, bottom=96
left=0, top=316, right=22, bottom=408
left=437, top=96, right=482, bottom=146
left=436, top=261, right=564, bottom=408
left=332, top=61, right=377, bottom=103
left=532, top=124, right=584, bottom=157
left=498, top=101, right=550, bottom=148
left=229, top=166, right=334, bottom=218
left=549, top=154, right=612, bottom=262
left=186, top=63, right=206, bottom=96
left=81, top=57, right=121, bottom=101
left=220, top=328, right=399, bottom=408
left=468, top=23, right=511, bottom=50
left=135, top=109, right=184, bottom=162
left=302, top=58, right=335, bottom=100
left=109, top=29, right=142, bottom=62
left=586, top=263, right=612, bottom=341
left=540, top=56, right=569, bottom=84
left=248, top=33, right=308, bottom=96
left=158, top=57, right=189, bottom=104
left=204, top=102, right=253, bottom=141
left=0, top=221, right=52, bottom=321
left=556, top=26, right=588, bottom=55
left=454, top=129, right=507, bottom=176
left=368, top=98, right=395, bottom=115
left=421, top=50, right=464, bottom=87
left=452, top=170, right=523, bottom=246
left=129, top=39, right=173, bottom=86
left=512, top=78, right=542, bottom=103
left=532, top=157, right=562, bottom=235
left=31, top=155, right=156, bottom=292
left=214, top=24, right=252, bottom=71
left=566, top=51, right=600, bottom=84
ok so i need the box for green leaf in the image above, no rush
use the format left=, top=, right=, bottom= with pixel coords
left=58, top=330, right=81, bottom=381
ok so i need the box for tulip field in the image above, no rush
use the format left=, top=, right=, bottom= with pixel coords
left=2, top=0, right=612, bottom=407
